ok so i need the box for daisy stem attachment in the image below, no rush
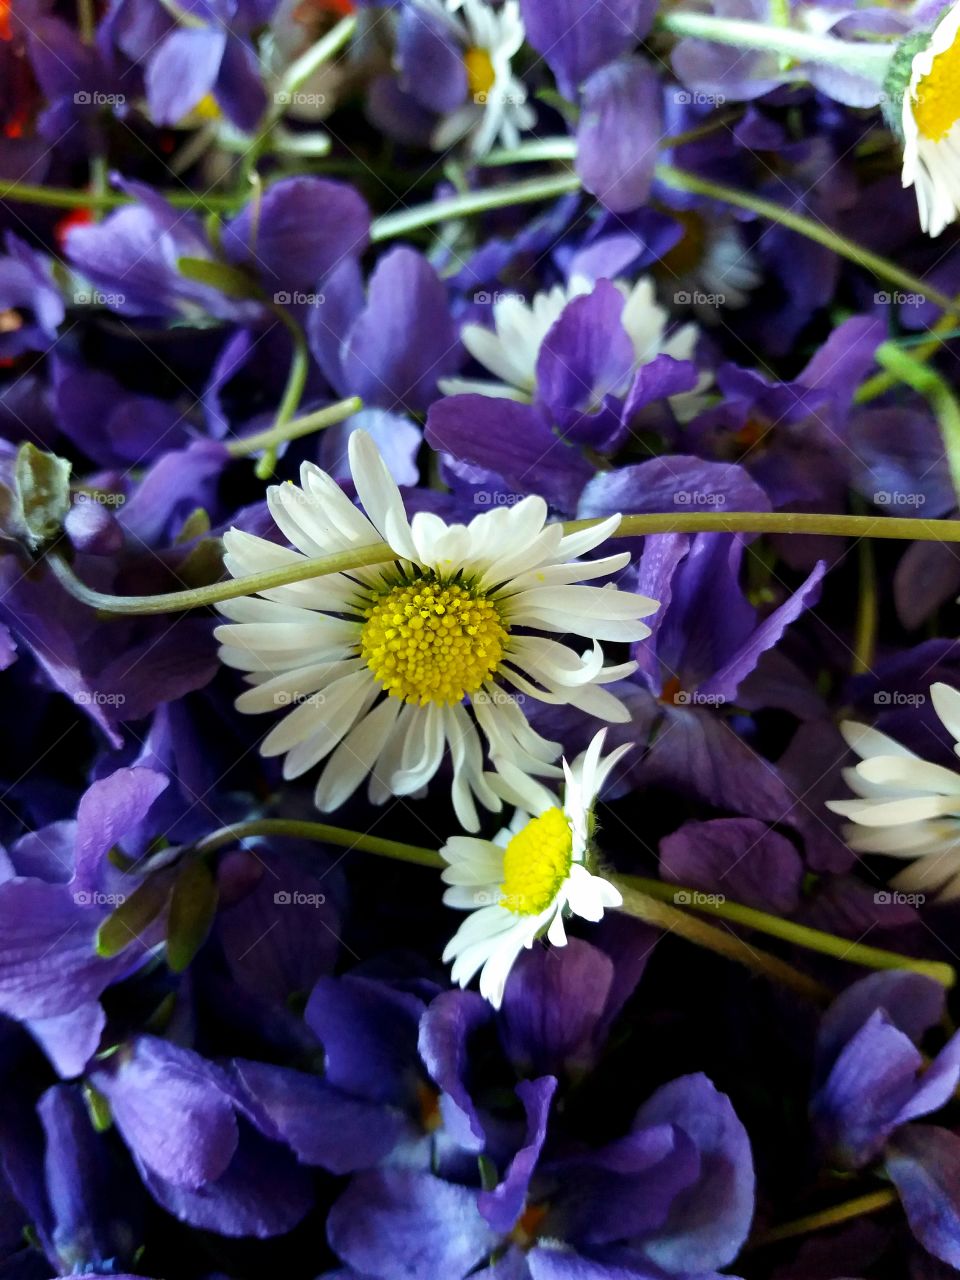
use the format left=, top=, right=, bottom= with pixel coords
left=225, top=396, right=362, bottom=459
left=655, top=164, right=959, bottom=315
left=874, top=341, right=960, bottom=504
left=749, top=1188, right=899, bottom=1248
left=46, top=514, right=960, bottom=617
left=193, top=818, right=444, bottom=868
left=657, top=11, right=895, bottom=75
left=614, top=884, right=833, bottom=1002
left=621, top=876, right=956, bottom=987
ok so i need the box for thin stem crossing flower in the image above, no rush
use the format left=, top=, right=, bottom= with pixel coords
left=214, top=432, right=655, bottom=831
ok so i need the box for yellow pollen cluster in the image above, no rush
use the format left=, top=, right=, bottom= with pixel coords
left=360, top=577, right=507, bottom=706
left=913, top=36, right=960, bottom=141
left=465, top=46, right=496, bottom=98
left=500, top=808, right=573, bottom=916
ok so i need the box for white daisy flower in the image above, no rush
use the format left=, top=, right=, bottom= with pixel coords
left=899, top=0, right=960, bottom=236
left=414, top=0, right=535, bottom=157
left=439, top=275, right=707, bottom=419
left=441, top=729, right=629, bottom=1007
left=826, top=682, right=960, bottom=900
left=214, top=431, right=656, bottom=832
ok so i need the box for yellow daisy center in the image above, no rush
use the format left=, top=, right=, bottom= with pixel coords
left=465, top=46, right=496, bottom=98
left=359, top=576, right=507, bottom=706
left=500, top=808, right=573, bottom=916
left=913, top=35, right=960, bottom=141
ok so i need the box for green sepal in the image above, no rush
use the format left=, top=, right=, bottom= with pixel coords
left=165, top=858, right=219, bottom=973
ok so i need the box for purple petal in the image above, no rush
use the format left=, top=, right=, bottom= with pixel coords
left=223, top=176, right=370, bottom=292
left=215, top=34, right=267, bottom=132
left=816, top=973, right=947, bottom=1080
left=499, top=940, right=615, bottom=1077
left=888, top=1126, right=960, bottom=1269
left=536, top=281, right=634, bottom=420
left=576, top=57, right=662, bottom=213
left=340, top=247, right=460, bottom=413
left=578, top=456, right=770, bottom=519
left=305, top=976, right=424, bottom=1105
left=396, top=4, right=466, bottom=113
left=139, top=1124, right=313, bottom=1237
left=419, top=989, right=493, bottom=1147
left=28, top=1003, right=106, bottom=1078
left=233, top=1060, right=405, bottom=1173
left=812, top=1010, right=926, bottom=1167
left=635, top=1073, right=755, bottom=1272
left=519, top=0, right=654, bottom=98
left=660, top=818, right=804, bottom=915
left=328, top=1169, right=498, bottom=1280
left=622, top=354, right=699, bottom=421
left=479, top=1077, right=556, bottom=1233
left=698, top=560, right=825, bottom=704
left=93, top=1037, right=238, bottom=1188
left=73, top=767, right=168, bottom=894
left=427, top=395, right=594, bottom=512
left=145, top=28, right=227, bottom=125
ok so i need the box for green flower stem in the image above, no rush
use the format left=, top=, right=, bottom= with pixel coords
left=655, top=164, right=958, bottom=315
left=481, top=139, right=578, bottom=166
left=857, top=306, right=960, bottom=402
left=620, top=876, right=955, bottom=988
left=658, top=11, right=894, bottom=75
left=225, top=396, right=362, bottom=459
left=609, top=884, right=832, bottom=1001
left=279, top=15, right=358, bottom=98
left=0, top=183, right=245, bottom=213
left=46, top=542, right=399, bottom=616
left=370, top=174, right=582, bottom=242
left=749, top=1188, right=899, bottom=1248
left=194, top=818, right=445, bottom=869
left=875, top=342, right=960, bottom=505
left=853, top=502, right=878, bottom=675
left=47, top=513, right=960, bottom=617
left=256, top=307, right=311, bottom=480
left=191, top=820, right=827, bottom=999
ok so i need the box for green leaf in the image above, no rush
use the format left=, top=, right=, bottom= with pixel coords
left=83, top=1081, right=113, bottom=1133
left=166, top=858, right=219, bottom=973
left=95, top=870, right=175, bottom=958
left=177, top=255, right=259, bottom=299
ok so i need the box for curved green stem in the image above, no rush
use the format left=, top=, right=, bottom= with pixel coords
left=194, top=818, right=444, bottom=869
left=655, top=164, right=958, bottom=315
left=0, top=182, right=245, bottom=213
left=47, top=512, right=960, bottom=617
left=622, top=877, right=955, bottom=987
left=750, top=1188, right=899, bottom=1248
left=857, top=306, right=960, bottom=402
left=279, top=15, right=357, bottom=99
left=853, top=533, right=878, bottom=676
left=370, top=174, right=582, bottom=242
left=225, top=396, right=362, bottom=459
left=46, top=542, right=398, bottom=616
left=658, top=11, right=894, bottom=75
left=615, top=884, right=832, bottom=1001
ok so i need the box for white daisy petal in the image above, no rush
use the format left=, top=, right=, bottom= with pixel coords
left=830, top=688, right=960, bottom=900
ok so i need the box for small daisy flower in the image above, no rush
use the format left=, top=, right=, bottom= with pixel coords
left=827, top=682, right=960, bottom=900
left=896, top=0, right=960, bottom=236
left=440, top=275, right=702, bottom=404
left=441, top=730, right=629, bottom=1007
left=414, top=0, right=535, bottom=157
left=214, top=431, right=655, bottom=832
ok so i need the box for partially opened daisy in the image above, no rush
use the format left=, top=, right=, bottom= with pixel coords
left=442, top=730, right=629, bottom=1007
left=214, top=431, right=655, bottom=831
left=827, top=682, right=960, bottom=900
left=891, top=0, right=960, bottom=236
